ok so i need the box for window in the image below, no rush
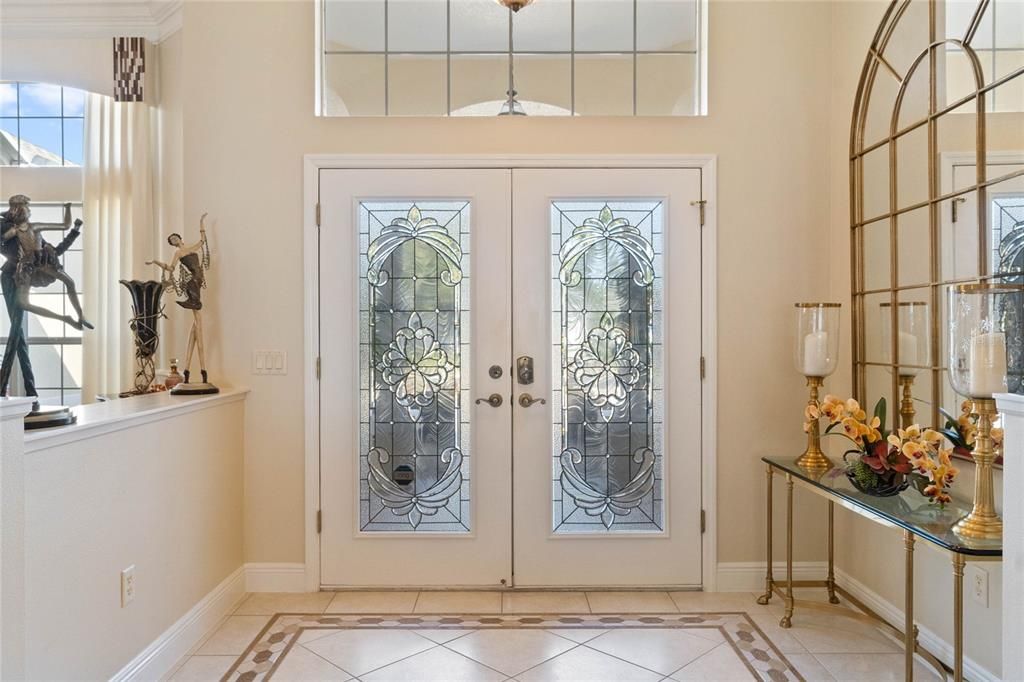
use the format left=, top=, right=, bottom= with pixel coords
left=318, top=0, right=706, bottom=117
left=0, top=202, right=84, bottom=406
left=0, top=82, right=86, bottom=166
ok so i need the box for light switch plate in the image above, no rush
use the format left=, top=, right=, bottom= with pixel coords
left=252, top=350, right=288, bottom=375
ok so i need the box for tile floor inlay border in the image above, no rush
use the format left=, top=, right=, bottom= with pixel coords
left=220, top=612, right=803, bottom=681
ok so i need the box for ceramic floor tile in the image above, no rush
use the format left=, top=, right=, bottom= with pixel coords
left=747, top=614, right=808, bottom=655
left=167, top=655, right=237, bottom=681
left=195, top=616, right=270, bottom=655
left=297, top=627, right=344, bottom=645
left=785, top=654, right=837, bottom=681
left=778, top=610, right=901, bottom=654
left=233, top=592, right=334, bottom=615
left=325, top=591, right=420, bottom=613
left=546, top=628, right=606, bottom=643
left=361, top=645, right=506, bottom=681
left=303, top=629, right=434, bottom=677
left=584, top=591, right=678, bottom=613
left=271, top=645, right=352, bottom=681
left=501, top=591, right=590, bottom=614
left=667, top=591, right=770, bottom=614
left=517, top=645, right=663, bottom=682
left=414, top=591, right=503, bottom=614
left=668, top=642, right=756, bottom=681
left=584, top=627, right=719, bottom=675
left=415, top=628, right=475, bottom=644
left=814, top=653, right=942, bottom=681
left=445, top=628, right=577, bottom=676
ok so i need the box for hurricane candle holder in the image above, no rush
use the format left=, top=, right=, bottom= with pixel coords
left=880, top=301, right=929, bottom=427
left=794, top=303, right=841, bottom=470
left=948, top=282, right=1023, bottom=540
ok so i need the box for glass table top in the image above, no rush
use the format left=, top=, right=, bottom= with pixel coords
left=763, top=456, right=1002, bottom=557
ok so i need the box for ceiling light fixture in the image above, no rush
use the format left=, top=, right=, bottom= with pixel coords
left=495, top=0, right=534, bottom=12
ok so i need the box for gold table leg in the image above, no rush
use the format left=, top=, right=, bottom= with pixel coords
left=757, top=465, right=774, bottom=605
left=904, top=531, right=915, bottom=682
left=827, top=500, right=839, bottom=604
left=780, top=474, right=795, bottom=628
left=953, top=554, right=965, bottom=682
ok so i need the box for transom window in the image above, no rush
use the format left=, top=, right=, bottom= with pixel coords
left=317, top=0, right=706, bottom=117
left=0, top=82, right=86, bottom=167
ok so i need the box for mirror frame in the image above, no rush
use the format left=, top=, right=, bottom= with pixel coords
left=849, top=0, right=1024, bottom=462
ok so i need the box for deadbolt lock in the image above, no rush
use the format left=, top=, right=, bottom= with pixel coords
left=488, top=365, right=503, bottom=379
left=517, top=356, right=534, bottom=385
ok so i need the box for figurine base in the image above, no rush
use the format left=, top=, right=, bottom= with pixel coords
left=24, top=404, right=77, bottom=430
left=170, top=381, right=220, bottom=396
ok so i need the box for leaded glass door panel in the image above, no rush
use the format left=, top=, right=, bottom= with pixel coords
left=319, top=169, right=512, bottom=587
left=511, top=168, right=703, bottom=587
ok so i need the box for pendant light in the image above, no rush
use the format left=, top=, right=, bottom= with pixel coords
left=497, top=5, right=527, bottom=115
left=495, top=0, right=533, bottom=11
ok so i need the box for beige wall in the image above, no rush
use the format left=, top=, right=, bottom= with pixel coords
left=22, top=397, right=245, bottom=680
left=178, top=0, right=835, bottom=567
left=828, top=1, right=1024, bottom=676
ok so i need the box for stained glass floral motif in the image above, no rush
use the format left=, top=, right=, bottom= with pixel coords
left=552, top=202, right=664, bottom=532
left=377, top=312, right=454, bottom=422
left=569, top=313, right=646, bottom=423
left=360, top=202, right=471, bottom=532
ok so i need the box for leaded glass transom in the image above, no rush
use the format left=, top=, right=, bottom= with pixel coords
left=359, top=202, right=471, bottom=532
left=551, top=201, right=664, bottom=533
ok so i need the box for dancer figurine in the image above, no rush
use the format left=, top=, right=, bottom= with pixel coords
left=1, top=196, right=91, bottom=427
left=147, top=213, right=218, bottom=395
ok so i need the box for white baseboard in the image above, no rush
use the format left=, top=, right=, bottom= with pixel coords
left=244, top=562, right=308, bottom=593
left=715, top=561, right=827, bottom=592
left=111, top=565, right=246, bottom=682
left=835, top=567, right=998, bottom=682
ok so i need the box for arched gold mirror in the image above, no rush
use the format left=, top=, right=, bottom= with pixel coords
left=850, top=0, right=1024, bottom=462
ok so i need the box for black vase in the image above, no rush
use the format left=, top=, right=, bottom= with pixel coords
left=120, top=280, right=165, bottom=393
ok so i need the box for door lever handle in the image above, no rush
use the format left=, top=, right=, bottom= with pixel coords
left=475, top=393, right=503, bottom=407
left=518, top=393, right=546, bottom=408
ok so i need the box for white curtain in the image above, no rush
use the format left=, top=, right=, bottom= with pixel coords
left=81, top=94, right=157, bottom=400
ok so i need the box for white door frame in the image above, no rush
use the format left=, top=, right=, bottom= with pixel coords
left=302, top=154, right=719, bottom=592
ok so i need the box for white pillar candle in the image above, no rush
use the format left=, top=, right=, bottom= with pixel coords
left=802, top=331, right=830, bottom=376
left=898, top=331, right=920, bottom=376
left=969, top=332, right=1008, bottom=396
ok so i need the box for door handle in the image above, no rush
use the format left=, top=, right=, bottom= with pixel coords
left=518, top=393, right=546, bottom=408
left=475, top=393, right=503, bottom=407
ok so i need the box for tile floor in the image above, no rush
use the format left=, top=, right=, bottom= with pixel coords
left=167, top=588, right=943, bottom=681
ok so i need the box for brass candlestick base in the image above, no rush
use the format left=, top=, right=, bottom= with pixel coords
left=953, top=397, right=1002, bottom=540
left=796, top=376, right=832, bottom=470
left=899, top=374, right=916, bottom=428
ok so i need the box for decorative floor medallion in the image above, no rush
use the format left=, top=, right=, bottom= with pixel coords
left=221, top=612, right=804, bottom=681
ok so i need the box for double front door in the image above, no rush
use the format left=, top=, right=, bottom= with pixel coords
left=319, top=166, right=704, bottom=588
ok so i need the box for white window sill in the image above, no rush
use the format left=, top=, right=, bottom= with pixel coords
left=23, top=386, right=249, bottom=453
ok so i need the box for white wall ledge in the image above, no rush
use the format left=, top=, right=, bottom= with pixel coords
left=23, top=387, right=249, bottom=453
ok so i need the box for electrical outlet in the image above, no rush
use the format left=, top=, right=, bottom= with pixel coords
left=967, top=564, right=988, bottom=607
left=252, top=350, right=288, bottom=375
left=121, top=565, right=136, bottom=607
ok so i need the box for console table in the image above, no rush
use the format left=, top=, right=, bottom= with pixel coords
left=758, top=456, right=1001, bottom=682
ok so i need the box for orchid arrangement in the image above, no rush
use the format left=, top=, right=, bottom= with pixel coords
left=805, top=395, right=960, bottom=507
left=938, top=400, right=1004, bottom=463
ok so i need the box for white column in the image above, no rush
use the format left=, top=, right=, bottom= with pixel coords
left=996, top=392, right=1024, bottom=682
left=0, top=397, right=34, bottom=681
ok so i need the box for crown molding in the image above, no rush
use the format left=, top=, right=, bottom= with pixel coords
left=0, top=1, right=183, bottom=43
